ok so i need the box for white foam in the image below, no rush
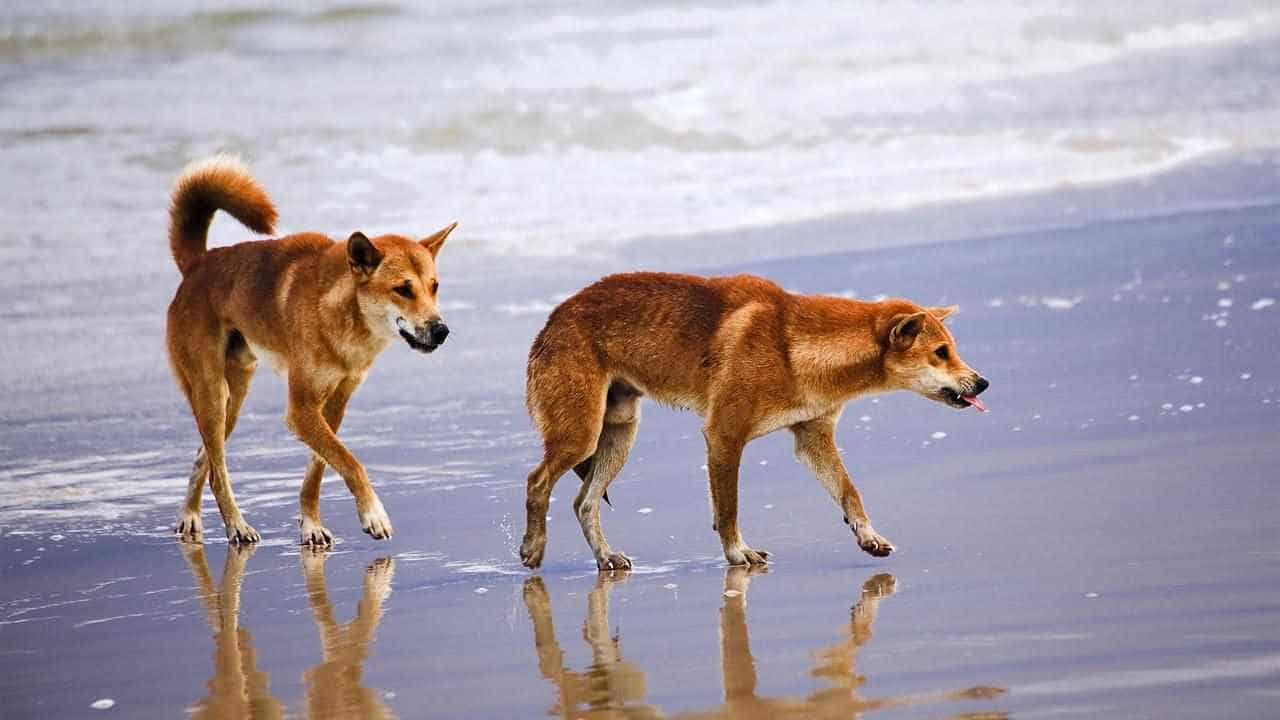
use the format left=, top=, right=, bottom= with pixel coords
left=1251, top=298, right=1275, bottom=310
left=444, top=560, right=524, bottom=576
left=1041, top=296, right=1084, bottom=310
left=438, top=299, right=476, bottom=312
left=493, top=301, right=556, bottom=316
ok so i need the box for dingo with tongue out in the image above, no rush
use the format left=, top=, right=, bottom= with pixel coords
left=881, top=303, right=990, bottom=413
left=519, top=272, right=989, bottom=571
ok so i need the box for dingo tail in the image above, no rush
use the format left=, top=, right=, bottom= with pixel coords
left=168, top=155, right=277, bottom=275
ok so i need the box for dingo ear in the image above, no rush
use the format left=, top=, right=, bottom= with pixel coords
left=421, top=222, right=457, bottom=259
left=889, top=312, right=927, bottom=351
left=929, top=305, right=959, bottom=321
left=347, top=232, right=383, bottom=276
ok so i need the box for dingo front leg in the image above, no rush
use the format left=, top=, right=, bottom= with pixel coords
left=792, top=416, right=894, bottom=558
left=704, top=426, right=769, bottom=566
left=287, top=380, right=391, bottom=541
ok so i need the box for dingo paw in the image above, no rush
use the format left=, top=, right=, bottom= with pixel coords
left=520, top=532, right=546, bottom=569
left=596, top=552, right=633, bottom=571
left=226, top=518, right=261, bottom=544
left=300, top=517, right=334, bottom=547
left=725, top=543, right=770, bottom=567
left=855, top=524, right=894, bottom=557
left=175, top=512, right=203, bottom=541
left=359, top=498, right=393, bottom=540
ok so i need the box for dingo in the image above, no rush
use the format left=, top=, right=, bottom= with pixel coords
left=519, top=272, right=988, bottom=569
left=166, top=156, right=456, bottom=545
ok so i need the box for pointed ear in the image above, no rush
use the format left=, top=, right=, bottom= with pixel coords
left=421, top=222, right=457, bottom=259
left=347, top=232, right=383, bottom=276
left=889, top=312, right=927, bottom=351
left=929, top=305, right=959, bottom=321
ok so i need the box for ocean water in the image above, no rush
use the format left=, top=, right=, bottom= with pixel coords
left=2, top=0, right=1279, bottom=269
left=4, top=5, right=1280, bottom=717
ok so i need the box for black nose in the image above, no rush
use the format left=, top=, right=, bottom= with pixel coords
left=974, top=376, right=989, bottom=394
left=428, top=321, right=449, bottom=345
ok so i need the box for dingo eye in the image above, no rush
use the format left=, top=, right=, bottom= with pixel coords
left=934, top=345, right=950, bottom=360
left=430, top=279, right=439, bottom=295
left=394, top=282, right=415, bottom=299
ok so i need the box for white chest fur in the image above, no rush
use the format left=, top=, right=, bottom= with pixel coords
left=754, top=403, right=840, bottom=437
left=246, top=340, right=288, bottom=377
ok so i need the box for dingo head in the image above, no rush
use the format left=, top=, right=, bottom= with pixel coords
left=881, top=303, right=989, bottom=411
left=347, top=223, right=456, bottom=353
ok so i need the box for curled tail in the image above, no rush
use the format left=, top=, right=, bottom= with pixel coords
left=168, top=155, right=277, bottom=276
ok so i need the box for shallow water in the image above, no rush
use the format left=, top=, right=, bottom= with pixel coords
left=4, top=1, right=1280, bottom=261
left=4, top=199, right=1280, bottom=717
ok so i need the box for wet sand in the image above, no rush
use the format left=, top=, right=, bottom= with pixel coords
left=3, top=190, right=1279, bottom=718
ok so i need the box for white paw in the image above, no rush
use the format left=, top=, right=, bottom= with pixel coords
left=854, top=523, right=894, bottom=557
left=595, top=551, right=633, bottom=571
left=225, top=518, right=261, bottom=544
left=723, top=541, right=770, bottom=567
left=359, top=498, right=393, bottom=540
left=175, top=512, right=203, bottom=540
left=300, top=517, right=334, bottom=547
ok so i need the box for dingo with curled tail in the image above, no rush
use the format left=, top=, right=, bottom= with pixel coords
left=519, top=272, right=989, bottom=570
left=166, top=155, right=457, bottom=546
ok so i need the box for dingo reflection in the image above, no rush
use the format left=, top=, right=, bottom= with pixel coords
left=523, top=572, right=662, bottom=719
left=179, top=546, right=396, bottom=719
left=180, top=544, right=284, bottom=720
left=301, top=550, right=397, bottom=720
left=522, top=569, right=1005, bottom=719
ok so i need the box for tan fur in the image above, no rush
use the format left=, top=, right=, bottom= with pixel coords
left=519, top=272, right=988, bottom=569
left=166, top=155, right=456, bottom=545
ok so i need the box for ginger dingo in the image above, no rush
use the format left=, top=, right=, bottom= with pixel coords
left=166, top=156, right=456, bottom=545
left=519, top=272, right=988, bottom=569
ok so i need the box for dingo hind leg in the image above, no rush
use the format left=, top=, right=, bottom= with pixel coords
left=573, top=382, right=641, bottom=570
left=520, top=352, right=607, bottom=569
left=170, top=319, right=260, bottom=544
left=176, top=332, right=257, bottom=540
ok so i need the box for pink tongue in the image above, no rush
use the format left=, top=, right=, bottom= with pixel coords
left=963, top=395, right=987, bottom=412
